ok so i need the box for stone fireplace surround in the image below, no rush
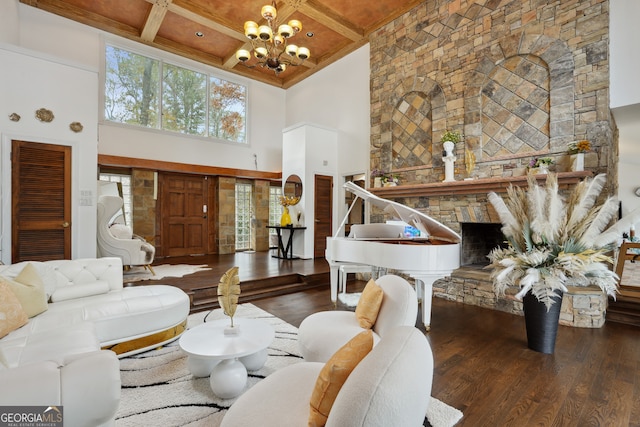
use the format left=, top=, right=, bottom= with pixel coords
left=366, top=0, right=614, bottom=328
left=370, top=171, right=608, bottom=328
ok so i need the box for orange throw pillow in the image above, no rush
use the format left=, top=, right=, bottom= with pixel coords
left=355, top=279, right=384, bottom=329
left=308, top=329, right=374, bottom=427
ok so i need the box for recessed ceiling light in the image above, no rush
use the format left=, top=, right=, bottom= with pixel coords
left=306, top=32, right=314, bottom=38
left=195, top=31, right=204, bottom=37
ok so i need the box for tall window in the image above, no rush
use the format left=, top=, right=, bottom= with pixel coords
left=269, top=185, right=283, bottom=231
left=235, top=183, right=253, bottom=251
left=162, top=63, right=207, bottom=135
left=98, top=172, right=133, bottom=226
left=104, top=45, right=247, bottom=143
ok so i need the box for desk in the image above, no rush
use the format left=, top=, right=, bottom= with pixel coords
left=266, top=225, right=306, bottom=259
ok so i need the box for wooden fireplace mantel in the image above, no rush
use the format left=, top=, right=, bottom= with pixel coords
left=370, top=171, right=593, bottom=198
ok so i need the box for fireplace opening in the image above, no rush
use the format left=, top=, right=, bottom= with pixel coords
left=461, top=222, right=507, bottom=266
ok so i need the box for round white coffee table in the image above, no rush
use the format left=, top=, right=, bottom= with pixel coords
left=179, top=317, right=275, bottom=398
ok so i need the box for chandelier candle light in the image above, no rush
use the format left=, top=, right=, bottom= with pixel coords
left=235, top=2, right=310, bottom=75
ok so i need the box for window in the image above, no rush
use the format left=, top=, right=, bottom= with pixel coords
left=235, top=183, right=253, bottom=251
left=105, top=45, right=247, bottom=143
left=162, top=63, right=207, bottom=135
left=98, top=172, right=133, bottom=227
left=104, top=47, right=159, bottom=128
left=269, top=185, right=283, bottom=231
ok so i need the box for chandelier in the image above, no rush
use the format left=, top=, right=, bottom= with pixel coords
left=235, top=2, right=310, bottom=75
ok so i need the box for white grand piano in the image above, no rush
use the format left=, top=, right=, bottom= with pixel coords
left=326, top=182, right=461, bottom=331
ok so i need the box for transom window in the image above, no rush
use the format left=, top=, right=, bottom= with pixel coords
left=104, top=45, right=247, bottom=143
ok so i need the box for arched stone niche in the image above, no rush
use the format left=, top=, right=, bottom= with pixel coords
left=464, top=33, right=575, bottom=166
left=376, top=76, right=446, bottom=173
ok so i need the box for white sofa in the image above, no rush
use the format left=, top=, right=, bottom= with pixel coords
left=221, top=325, right=433, bottom=427
left=0, top=257, right=190, bottom=427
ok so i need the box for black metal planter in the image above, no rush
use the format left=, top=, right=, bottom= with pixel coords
left=522, top=291, right=563, bottom=354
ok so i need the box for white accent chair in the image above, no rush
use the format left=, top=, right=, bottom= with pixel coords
left=97, top=195, right=155, bottom=273
left=221, top=326, right=433, bottom=427
left=298, top=274, right=418, bottom=362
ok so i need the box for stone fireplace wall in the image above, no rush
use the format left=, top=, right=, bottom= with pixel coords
left=370, top=0, right=617, bottom=205
left=368, top=0, right=615, bottom=328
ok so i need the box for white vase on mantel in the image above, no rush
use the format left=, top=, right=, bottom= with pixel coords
left=572, top=152, right=585, bottom=171
left=538, top=164, right=549, bottom=174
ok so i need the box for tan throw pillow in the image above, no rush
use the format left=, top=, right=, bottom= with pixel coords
left=308, top=329, right=374, bottom=427
left=355, top=279, right=384, bottom=329
left=0, top=281, right=29, bottom=339
left=1, top=263, right=48, bottom=317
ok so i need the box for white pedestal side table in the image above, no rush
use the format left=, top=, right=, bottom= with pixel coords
left=179, top=317, right=275, bottom=398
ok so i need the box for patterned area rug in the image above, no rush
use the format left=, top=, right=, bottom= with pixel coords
left=115, top=304, right=463, bottom=427
left=122, top=264, right=212, bottom=283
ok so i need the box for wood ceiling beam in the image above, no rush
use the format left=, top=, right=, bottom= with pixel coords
left=299, top=0, right=363, bottom=41
left=141, top=0, right=172, bottom=42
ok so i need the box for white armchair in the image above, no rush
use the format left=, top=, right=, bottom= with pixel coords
left=298, top=274, right=418, bottom=362
left=221, top=326, right=433, bottom=427
left=97, top=195, right=155, bottom=273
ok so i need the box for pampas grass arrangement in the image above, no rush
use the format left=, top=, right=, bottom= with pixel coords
left=488, top=173, right=640, bottom=310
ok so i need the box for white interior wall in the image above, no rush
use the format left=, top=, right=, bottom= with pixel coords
left=0, top=1, right=19, bottom=45
left=282, top=124, right=338, bottom=259
left=610, top=0, right=640, bottom=229
left=614, top=105, right=640, bottom=222
left=610, top=0, right=640, bottom=109
left=0, top=46, right=99, bottom=262
left=285, top=44, right=371, bottom=231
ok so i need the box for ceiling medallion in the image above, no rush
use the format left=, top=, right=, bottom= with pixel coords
left=235, top=1, right=310, bottom=75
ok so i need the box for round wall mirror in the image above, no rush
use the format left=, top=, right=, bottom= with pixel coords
left=284, top=174, right=303, bottom=199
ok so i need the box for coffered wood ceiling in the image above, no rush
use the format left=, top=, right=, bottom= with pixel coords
left=21, top=0, right=423, bottom=89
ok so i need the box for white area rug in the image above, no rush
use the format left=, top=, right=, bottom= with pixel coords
left=123, top=264, right=212, bottom=283
left=115, top=304, right=463, bottom=427
left=338, top=292, right=362, bottom=307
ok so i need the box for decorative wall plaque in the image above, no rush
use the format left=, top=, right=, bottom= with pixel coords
left=35, top=108, right=54, bottom=123
left=69, top=122, right=83, bottom=133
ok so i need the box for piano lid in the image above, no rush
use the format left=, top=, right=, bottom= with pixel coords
left=343, top=181, right=461, bottom=243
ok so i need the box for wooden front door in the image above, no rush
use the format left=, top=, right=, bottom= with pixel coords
left=11, top=140, right=71, bottom=262
left=314, top=175, right=333, bottom=258
left=159, top=173, right=208, bottom=257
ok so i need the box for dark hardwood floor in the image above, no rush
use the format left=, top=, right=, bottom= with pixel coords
left=151, top=251, right=640, bottom=426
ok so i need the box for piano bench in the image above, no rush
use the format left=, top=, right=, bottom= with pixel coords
left=338, top=264, right=372, bottom=294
